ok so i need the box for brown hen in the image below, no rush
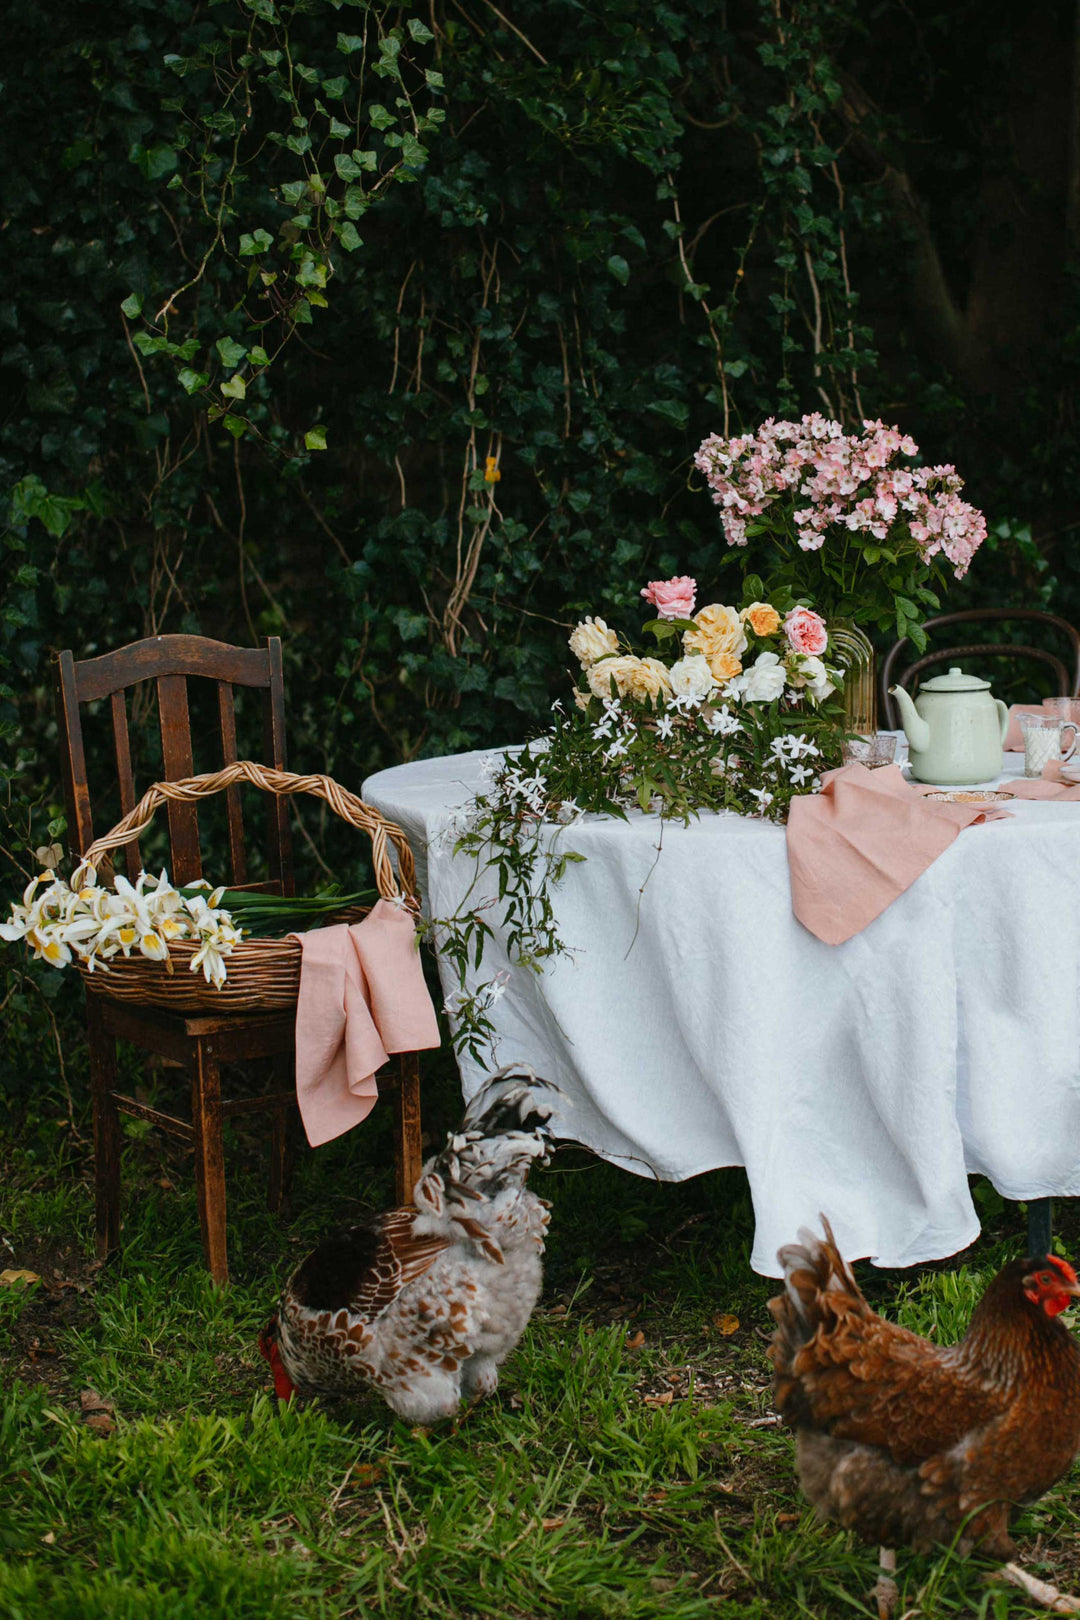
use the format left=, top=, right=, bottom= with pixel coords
left=768, top=1219, right=1080, bottom=1614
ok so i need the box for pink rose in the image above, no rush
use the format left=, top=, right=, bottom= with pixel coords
left=640, top=575, right=697, bottom=621
left=784, top=606, right=828, bottom=656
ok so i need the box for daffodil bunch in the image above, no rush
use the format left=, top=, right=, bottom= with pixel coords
left=0, top=866, right=243, bottom=987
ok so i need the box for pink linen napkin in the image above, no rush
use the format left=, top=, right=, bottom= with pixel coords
left=1002, top=760, right=1080, bottom=801
left=786, top=763, right=1013, bottom=945
left=290, top=899, right=440, bottom=1147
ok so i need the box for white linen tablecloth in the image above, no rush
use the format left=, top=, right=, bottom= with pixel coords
left=362, top=746, right=1080, bottom=1275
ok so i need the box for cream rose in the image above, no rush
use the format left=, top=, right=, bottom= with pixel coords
left=788, top=653, right=835, bottom=702
left=587, top=655, right=673, bottom=703
left=568, top=616, right=619, bottom=668
left=668, top=654, right=717, bottom=704
left=730, top=650, right=787, bottom=703
left=682, top=603, right=748, bottom=681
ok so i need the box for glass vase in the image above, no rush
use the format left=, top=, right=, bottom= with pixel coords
left=830, top=621, right=877, bottom=736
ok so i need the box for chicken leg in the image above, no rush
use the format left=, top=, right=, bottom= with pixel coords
left=872, top=1546, right=898, bottom=1620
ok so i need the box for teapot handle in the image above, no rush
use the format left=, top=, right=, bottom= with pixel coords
left=994, top=698, right=1009, bottom=744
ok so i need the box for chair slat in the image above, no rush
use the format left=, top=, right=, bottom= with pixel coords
left=110, top=690, right=142, bottom=882
left=156, top=675, right=202, bottom=883
left=53, top=651, right=95, bottom=858
left=217, top=683, right=248, bottom=885
left=263, top=637, right=294, bottom=896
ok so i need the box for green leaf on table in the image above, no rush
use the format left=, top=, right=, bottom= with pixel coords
left=304, top=425, right=327, bottom=451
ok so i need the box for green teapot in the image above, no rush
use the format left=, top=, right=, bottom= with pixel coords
left=889, top=667, right=1009, bottom=785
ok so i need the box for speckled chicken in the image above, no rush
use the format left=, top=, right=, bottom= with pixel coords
left=768, top=1217, right=1080, bottom=1616
left=260, top=1067, right=560, bottom=1425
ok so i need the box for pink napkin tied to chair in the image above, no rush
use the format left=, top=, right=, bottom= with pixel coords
left=290, top=898, right=440, bottom=1147
left=786, top=763, right=1013, bottom=945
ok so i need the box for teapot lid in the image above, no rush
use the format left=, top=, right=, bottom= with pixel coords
left=920, top=665, right=990, bottom=692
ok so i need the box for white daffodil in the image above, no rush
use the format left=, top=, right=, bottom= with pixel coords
left=138, top=930, right=169, bottom=961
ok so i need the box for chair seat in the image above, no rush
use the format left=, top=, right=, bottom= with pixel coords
left=94, top=994, right=296, bottom=1064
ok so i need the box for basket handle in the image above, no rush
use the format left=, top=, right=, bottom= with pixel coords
left=82, top=760, right=419, bottom=906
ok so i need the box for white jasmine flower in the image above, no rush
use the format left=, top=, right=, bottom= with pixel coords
left=704, top=705, right=742, bottom=737
left=789, top=763, right=816, bottom=786
left=748, top=786, right=774, bottom=812
left=654, top=714, right=675, bottom=740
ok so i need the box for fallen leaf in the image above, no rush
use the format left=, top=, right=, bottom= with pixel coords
left=540, top=1517, right=565, bottom=1531
left=644, top=1390, right=674, bottom=1408
left=83, top=1412, right=115, bottom=1435
left=777, top=1512, right=800, bottom=1525
left=352, top=1463, right=384, bottom=1488
left=712, top=1313, right=740, bottom=1336
left=0, top=1269, right=41, bottom=1287
left=41, top=1531, right=56, bottom=1545
left=80, top=1388, right=115, bottom=1417
left=548, top=1304, right=567, bottom=1317
left=625, top=1329, right=645, bottom=1350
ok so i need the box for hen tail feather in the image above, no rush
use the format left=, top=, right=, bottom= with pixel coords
left=414, top=1065, right=563, bottom=1213
left=767, top=1215, right=868, bottom=1417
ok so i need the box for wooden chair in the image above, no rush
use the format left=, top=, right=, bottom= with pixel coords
left=880, top=608, right=1080, bottom=728
left=53, top=633, right=424, bottom=1285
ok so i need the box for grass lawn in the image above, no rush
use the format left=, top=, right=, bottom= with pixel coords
left=2, top=1056, right=1079, bottom=1619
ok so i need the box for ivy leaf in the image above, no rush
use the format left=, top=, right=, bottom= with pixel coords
left=336, top=32, right=365, bottom=54
left=216, top=336, right=247, bottom=368
left=177, top=367, right=209, bottom=394
left=408, top=17, right=435, bottom=41
left=221, top=414, right=248, bottom=438
left=337, top=221, right=363, bottom=252
left=120, top=292, right=143, bottom=318
left=606, top=254, right=630, bottom=286
left=239, top=228, right=274, bottom=256
left=221, top=374, right=247, bottom=399
left=304, top=425, right=328, bottom=451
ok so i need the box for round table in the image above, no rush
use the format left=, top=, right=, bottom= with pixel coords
left=363, top=745, right=1080, bottom=1275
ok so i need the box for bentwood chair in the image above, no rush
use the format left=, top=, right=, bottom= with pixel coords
left=54, top=634, right=424, bottom=1284
left=880, top=608, right=1080, bottom=728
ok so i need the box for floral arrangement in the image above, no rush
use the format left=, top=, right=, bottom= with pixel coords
left=428, top=571, right=848, bottom=1061
left=694, top=414, right=988, bottom=645
left=1, top=866, right=375, bottom=988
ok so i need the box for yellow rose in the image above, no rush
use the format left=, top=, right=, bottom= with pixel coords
left=682, top=603, right=747, bottom=681
left=569, top=616, right=620, bottom=667
left=587, top=655, right=673, bottom=703
left=740, top=601, right=782, bottom=636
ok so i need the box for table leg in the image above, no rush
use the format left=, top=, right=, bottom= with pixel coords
left=1026, top=1197, right=1052, bottom=1257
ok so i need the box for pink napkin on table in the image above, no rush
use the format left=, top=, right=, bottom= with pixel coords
left=290, top=899, right=440, bottom=1147
left=1004, top=760, right=1080, bottom=800
left=786, top=763, right=1013, bottom=945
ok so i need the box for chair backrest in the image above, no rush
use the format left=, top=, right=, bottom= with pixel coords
left=53, top=634, right=292, bottom=892
left=879, top=609, right=1080, bottom=729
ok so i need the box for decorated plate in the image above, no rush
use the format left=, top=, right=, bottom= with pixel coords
left=923, top=789, right=1015, bottom=803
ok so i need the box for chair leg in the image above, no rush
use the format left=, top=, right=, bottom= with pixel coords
left=192, top=1043, right=229, bottom=1286
left=267, top=1053, right=296, bottom=1215
left=86, top=994, right=121, bottom=1260
left=393, top=1050, right=424, bottom=1206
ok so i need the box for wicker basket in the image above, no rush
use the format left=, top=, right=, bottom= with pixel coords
left=75, top=760, right=419, bottom=1013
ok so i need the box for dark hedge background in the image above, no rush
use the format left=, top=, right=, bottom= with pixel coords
left=3, top=0, right=1077, bottom=1105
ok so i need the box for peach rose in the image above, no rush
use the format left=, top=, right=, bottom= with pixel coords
left=682, top=603, right=748, bottom=682
left=784, top=606, right=828, bottom=657
left=587, top=655, right=673, bottom=703
left=740, top=601, right=782, bottom=636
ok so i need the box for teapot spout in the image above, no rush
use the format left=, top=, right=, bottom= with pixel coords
left=889, top=684, right=930, bottom=753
